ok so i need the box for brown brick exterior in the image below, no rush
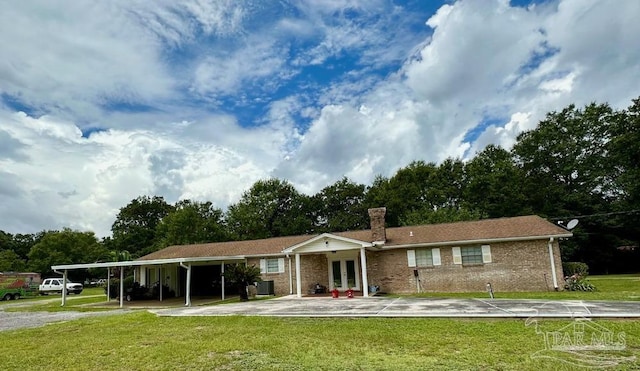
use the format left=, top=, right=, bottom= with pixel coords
left=247, top=255, right=329, bottom=296
left=367, top=239, right=564, bottom=293
left=247, top=239, right=564, bottom=295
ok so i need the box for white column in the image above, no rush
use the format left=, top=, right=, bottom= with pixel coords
left=548, top=238, right=559, bottom=290
left=360, top=247, right=369, bottom=297
left=119, top=266, right=124, bottom=308
left=106, top=267, right=110, bottom=302
left=159, top=266, right=163, bottom=302
left=185, top=263, right=192, bottom=307
left=61, top=270, right=67, bottom=306
left=288, top=256, right=293, bottom=295
left=221, top=262, right=225, bottom=301
left=295, top=253, right=302, bottom=298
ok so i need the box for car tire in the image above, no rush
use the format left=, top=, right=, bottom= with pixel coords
left=2, top=294, right=12, bottom=301
left=126, top=294, right=132, bottom=302
left=14, top=293, right=20, bottom=300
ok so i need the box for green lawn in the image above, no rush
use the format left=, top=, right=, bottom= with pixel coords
left=1, top=275, right=639, bottom=369
left=410, top=274, right=640, bottom=301
left=0, top=287, right=106, bottom=312
left=1, top=312, right=638, bottom=370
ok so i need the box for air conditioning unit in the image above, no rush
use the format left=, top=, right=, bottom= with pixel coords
left=256, top=280, right=275, bottom=295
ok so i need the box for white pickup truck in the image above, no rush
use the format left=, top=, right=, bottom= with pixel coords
left=38, top=278, right=83, bottom=295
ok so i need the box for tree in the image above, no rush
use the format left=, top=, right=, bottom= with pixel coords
left=0, top=250, right=26, bottom=272
left=464, top=145, right=529, bottom=218
left=111, top=196, right=174, bottom=257
left=513, top=102, right=617, bottom=218
left=512, top=101, right=624, bottom=273
left=226, top=179, right=312, bottom=240
left=310, top=177, right=369, bottom=232
left=366, top=162, right=441, bottom=227
left=154, top=200, right=229, bottom=250
left=27, top=229, right=108, bottom=278
left=222, top=264, right=262, bottom=301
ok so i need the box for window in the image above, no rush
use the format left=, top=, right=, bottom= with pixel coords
left=415, top=249, right=433, bottom=267
left=461, top=246, right=483, bottom=265
left=266, top=258, right=280, bottom=273
left=407, top=248, right=441, bottom=267
left=260, top=258, right=285, bottom=273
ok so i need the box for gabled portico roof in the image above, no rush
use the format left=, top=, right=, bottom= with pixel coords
left=282, top=233, right=373, bottom=254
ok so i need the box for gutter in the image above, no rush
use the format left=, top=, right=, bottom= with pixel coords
left=379, top=234, right=573, bottom=250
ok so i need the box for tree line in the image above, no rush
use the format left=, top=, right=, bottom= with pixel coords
left=1, top=98, right=638, bottom=278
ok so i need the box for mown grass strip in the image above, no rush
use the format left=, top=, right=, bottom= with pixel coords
left=1, top=312, right=638, bottom=370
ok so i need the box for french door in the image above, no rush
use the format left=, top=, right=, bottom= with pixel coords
left=330, top=259, right=359, bottom=291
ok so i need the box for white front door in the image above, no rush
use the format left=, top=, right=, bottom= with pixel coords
left=330, top=259, right=360, bottom=291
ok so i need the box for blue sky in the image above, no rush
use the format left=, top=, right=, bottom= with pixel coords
left=1, top=0, right=639, bottom=236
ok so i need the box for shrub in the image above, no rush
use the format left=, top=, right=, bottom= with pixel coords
left=564, top=274, right=596, bottom=291
left=563, top=262, right=589, bottom=277
left=105, top=275, right=135, bottom=299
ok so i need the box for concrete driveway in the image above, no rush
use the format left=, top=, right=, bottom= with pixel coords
left=151, top=296, right=640, bottom=318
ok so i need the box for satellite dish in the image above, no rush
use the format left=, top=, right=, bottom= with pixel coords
left=566, top=219, right=579, bottom=230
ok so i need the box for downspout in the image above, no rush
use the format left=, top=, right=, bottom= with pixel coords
left=287, top=254, right=293, bottom=295
left=180, top=262, right=192, bottom=307
left=548, top=237, right=559, bottom=291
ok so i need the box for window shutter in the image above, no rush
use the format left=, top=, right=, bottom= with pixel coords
left=481, top=245, right=492, bottom=263
left=407, top=249, right=416, bottom=267
left=452, top=247, right=462, bottom=265
left=432, top=248, right=441, bottom=266
left=278, top=258, right=285, bottom=273
left=260, top=259, right=266, bottom=273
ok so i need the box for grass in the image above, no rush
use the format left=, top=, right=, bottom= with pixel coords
left=0, top=287, right=108, bottom=311
left=1, top=274, right=639, bottom=369
left=408, top=274, right=640, bottom=301
left=0, top=312, right=638, bottom=370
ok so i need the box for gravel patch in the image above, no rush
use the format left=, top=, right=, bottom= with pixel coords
left=0, top=308, right=128, bottom=332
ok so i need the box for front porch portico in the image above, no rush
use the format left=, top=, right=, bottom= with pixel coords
left=283, top=233, right=373, bottom=298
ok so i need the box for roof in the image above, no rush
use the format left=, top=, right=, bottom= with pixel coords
left=139, top=215, right=571, bottom=260
left=367, top=215, right=571, bottom=247
left=138, top=235, right=313, bottom=261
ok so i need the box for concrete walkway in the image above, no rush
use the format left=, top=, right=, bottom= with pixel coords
left=150, top=296, right=640, bottom=318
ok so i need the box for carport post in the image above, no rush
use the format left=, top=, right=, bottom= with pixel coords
left=119, top=266, right=124, bottom=308
left=61, top=270, right=68, bottom=306
left=159, top=266, right=163, bottom=302
left=221, top=262, right=225, bottom=301
left=360, top=247, right=369, bottom=297
left=106, top=267, right=110, bottom=302
left=295, top=253, right=301, bottom=298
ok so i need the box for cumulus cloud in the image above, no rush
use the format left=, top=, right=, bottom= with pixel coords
left=1, top=0, right=639, bottom=237
left=0, top=110, right=286, bottom=236
left=278, top=0, right=640, bottom=192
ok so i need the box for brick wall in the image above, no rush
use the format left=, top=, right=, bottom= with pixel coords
left=246, top=239, right=564, bottom=295
left=246, top=255, right=329, bottom=296
left=367, top=239, right=565, bottom=293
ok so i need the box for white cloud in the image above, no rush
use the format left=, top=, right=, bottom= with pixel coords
left=0, top=110, right=287, bottom=236
left=0, top=2, right=176, bottom=121
left=1, top=0, right=639, bottom=237
left=277, top=0, right=640, bottom=195
left=191, top=37, right=294, bottom=98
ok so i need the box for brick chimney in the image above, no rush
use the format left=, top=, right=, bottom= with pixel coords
left=368, top=207, right=387, bottom=243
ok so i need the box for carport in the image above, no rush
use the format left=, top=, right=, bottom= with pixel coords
left=51, top=256, right=245, bottom=308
